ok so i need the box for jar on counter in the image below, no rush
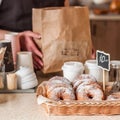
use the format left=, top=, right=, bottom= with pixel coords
left=109, top=60, right=120, bottom=82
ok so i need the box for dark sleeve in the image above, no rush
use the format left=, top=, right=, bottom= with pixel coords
left=33, top=0, right=65, bottom=8
left=0, top=0, right=3, bottom=6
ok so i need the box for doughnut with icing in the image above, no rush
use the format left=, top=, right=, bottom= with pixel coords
left=76, top=84, right=104, bottom=101
left=72, top=74, right=104, bottom=101
left=47, top=86, right=75, bottom=101
left=107, top=92, right=120, bottom=100
left=46, top=76, right=75, bottom=101
left=72, top=74, right=97, bottom=90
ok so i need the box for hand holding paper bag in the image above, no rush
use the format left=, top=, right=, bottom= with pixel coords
left=18, top=31, right=43, bottom=70
left=33, top=6, right=93, bottom=73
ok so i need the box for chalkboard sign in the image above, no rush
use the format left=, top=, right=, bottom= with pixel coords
left=96, top=50, right=110, bottom=71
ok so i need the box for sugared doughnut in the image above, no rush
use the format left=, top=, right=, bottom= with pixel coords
left=107, top=92, right=120, bottom=100
left=47, top=87, right=75, bottom=101
left=72, top=74, right=104, bottom=101
left=77, top=74, right=96, bottom=81
left=46, top=76, right=75, bottom=101
left=72, top=74, right=97, bottom=90
left=73, top=78, right=97, bottom=90
left=76, top=84, right=104, bottom=101
left=36, top=81, right=48, bottom=97
left=46, top=81, right=72, bottom=94
left=49, top=76, right=71, bottom=85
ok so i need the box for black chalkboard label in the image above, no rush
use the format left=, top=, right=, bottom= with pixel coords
left=96, top=50, right=110, bottom=71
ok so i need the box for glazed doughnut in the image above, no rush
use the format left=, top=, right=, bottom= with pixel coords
left=76, top=84, right=104, bottom=101
left=107, top=92, right=120, bottom=100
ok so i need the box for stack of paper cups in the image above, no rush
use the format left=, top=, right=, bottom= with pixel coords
left=16, top=66, right=38, bottom=89
left=4, top=32, right=20, bottom=68
left=17, top=52, right=34, bottom=71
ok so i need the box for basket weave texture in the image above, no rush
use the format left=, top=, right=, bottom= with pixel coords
left=36, top=82, right=120, bottom=115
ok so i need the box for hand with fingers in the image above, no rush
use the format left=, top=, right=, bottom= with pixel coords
left=91, top=47, right=96, bottom=59
left=18, top=31, right=43, bottom=70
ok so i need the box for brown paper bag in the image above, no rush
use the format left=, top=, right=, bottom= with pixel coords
left=32, top=6, right=92, bottom=73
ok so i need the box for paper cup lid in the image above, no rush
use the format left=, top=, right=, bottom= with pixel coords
left=85, top=60, right=97, bottom=67
left=62, top=61, right=84, bottom=71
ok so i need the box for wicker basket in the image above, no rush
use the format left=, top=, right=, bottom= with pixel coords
left=36, top=82, right=120, bottom=115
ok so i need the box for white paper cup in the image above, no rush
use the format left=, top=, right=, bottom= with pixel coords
left=62, top=61, right=84, bottom=82
left=85, top=60, right=103, bottom=82
left=17, top=52, right=34, bottom=70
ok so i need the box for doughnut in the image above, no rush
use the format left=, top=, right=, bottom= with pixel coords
left=46, top=76, right=75, bottom=101
left=72, top=74, right=97, bottom=90
left=76, top=84, right=104, bottom=101
left=73, top=78, right=97, bottom=90
left=49, top=76, right=71, bottom=85
left=47, top=87, right=75, bottom=101
left=77, top=74, right=96, bottom=81
left=46, top=81, right=72, bottom=94
left=107, top=92, right=120, bottom=100
left=72, top=74, right=104, bottom=101
left=36, top=81, right=48, bottom=97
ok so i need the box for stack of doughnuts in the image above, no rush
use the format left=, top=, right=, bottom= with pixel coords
left=38, top=74, right=120, bottom=101
left=44, top=76, right=75, bottom=101
left=72, top=74, right=104, bottom=101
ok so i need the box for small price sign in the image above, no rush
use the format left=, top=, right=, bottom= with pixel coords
left=96, top=50, right=110, bottom=71
left=96, top=50, right=110, bottom=92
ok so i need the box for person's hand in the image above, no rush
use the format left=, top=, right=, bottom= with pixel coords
left=91, top=46, right=96, bottom=59
left=18, top=31, right=43, bottom=70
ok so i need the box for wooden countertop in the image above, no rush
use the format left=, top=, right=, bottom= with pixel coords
left=0, top=73, right=120, bottom=119
left=0, top=93, right=120, bottom=120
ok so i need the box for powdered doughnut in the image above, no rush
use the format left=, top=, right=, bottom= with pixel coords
left=36, top=81, right=48, bottom=97
left=47, top=86, right=75, bottom=101
left=72, top=74, right=97, bottom=90
left=46, top=81, right=73, bottom=94
left=49, top=76, right=71, bottom=85
left=77, top=74, right=96, bottom=81
left=46, top=76, right=75, bottom=101
left=73, top=78, right=97, bottom=90
left=76, top=84, right=104, bottom=101
left=107, top=92, right=120, bottom=100
left=72, top=74, right=96, bottom=84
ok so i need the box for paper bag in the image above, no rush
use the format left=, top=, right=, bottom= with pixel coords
left=32, top=6, right=92, bottom=73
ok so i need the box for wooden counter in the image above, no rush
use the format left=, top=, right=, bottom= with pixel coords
left=0, top=93, right=120, bottom=120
